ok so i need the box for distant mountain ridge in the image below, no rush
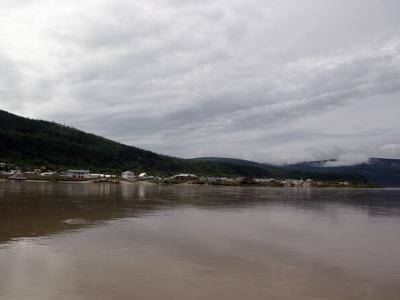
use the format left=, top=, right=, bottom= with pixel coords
left=193, top=157, right=367, bottom=184
left=0, top=109, right=371, bottom=182
left=193, top=157, right=277, bottom=169
left=197, top=157, right=400, bottom=186
left=284, top=158, right=400, bottom=187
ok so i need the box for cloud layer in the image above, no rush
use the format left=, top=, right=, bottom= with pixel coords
left=1, top=0, right=400, bottom=164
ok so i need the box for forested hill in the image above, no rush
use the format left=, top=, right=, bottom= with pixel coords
left=0, top=110, right=270, bottom=176
left=0, top=109, right=365, bottom=181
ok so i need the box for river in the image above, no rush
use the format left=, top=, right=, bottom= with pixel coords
left=1, top=180, right=399, bottom=299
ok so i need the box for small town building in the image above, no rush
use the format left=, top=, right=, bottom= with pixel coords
left=199, top=176, right=217, bottom=183
left=217, top=177, right=236, bottom=184
left=235, top=177, right=245, bottom=183
left=40, top=172, right=58, bottom=177
left=283, top=179, right=300, bottom=187
left=65, top=170, right=91, bottom=179
left=90, top=173, right=105, bottom=179
left=304, top=178, right=315, bottom=188
left=122, top=171, right=135, bottom=180
left=104, top=174, right=117, bottom=178
left=240, top=177, right=256, bottom=184
left=138, top=173, right=155, bottom=181
left=172, top=174, right=199, bottom=182
left=8, top=171, right=27, bottom=181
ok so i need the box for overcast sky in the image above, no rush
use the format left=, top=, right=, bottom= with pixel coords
left=1, top=0, right=400, bottom=165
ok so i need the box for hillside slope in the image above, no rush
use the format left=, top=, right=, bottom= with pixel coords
left=0, top=109, right=369, bottom=182
left=0, top=110, right=272, bottom=176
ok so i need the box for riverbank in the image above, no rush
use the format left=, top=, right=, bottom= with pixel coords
left=0, top=177, right=384, bottom=188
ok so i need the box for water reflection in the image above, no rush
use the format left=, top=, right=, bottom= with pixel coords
left=1, top=181, right=400, bottom=246
left=0, top=181, right=165, bottom=244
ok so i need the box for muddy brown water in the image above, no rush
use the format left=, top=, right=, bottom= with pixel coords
left=1, top=180, right=400, bottom=300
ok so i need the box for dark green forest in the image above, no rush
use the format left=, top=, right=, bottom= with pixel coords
left=0, top=109, right=366, bottom=182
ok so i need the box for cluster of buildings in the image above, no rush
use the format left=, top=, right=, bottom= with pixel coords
left=120, top=173, right=349, bottom=187
left=122, top=172, right=200, bottom=183
left=0, top=166, right=203, bottom=183
left=281, top=178, right=318, bottom=187
left=0, top=169, right=90, bottom=180
left=0, top=167, right=101, bottom=180
left=0, top=162, right=351, bottom=187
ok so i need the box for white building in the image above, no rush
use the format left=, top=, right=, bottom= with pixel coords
left=172, top=174, right=199, bottom=182
left=64, top=170, right=91, bottom=179
left=40, top=172, right=58, bottom=177
left=104, top=174, right=117, bottom=178
left=138, top=172, right=155, bottom=181
left=122, top=171, right=135, bottom=180
left=90, top=173, right=105, bottom=179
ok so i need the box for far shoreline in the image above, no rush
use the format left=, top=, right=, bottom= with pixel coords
left=0, top=178, right=395, bottom=189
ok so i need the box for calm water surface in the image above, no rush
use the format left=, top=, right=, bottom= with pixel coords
left=1, top=180, right=400, bottom=300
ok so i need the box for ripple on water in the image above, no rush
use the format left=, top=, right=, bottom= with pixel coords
left=62, top=218, right=90, bottom=225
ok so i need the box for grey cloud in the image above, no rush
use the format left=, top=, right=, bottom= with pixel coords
left=0, top=0, right=400, bottom=163
left=377, top=144, right=400, bottom=158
